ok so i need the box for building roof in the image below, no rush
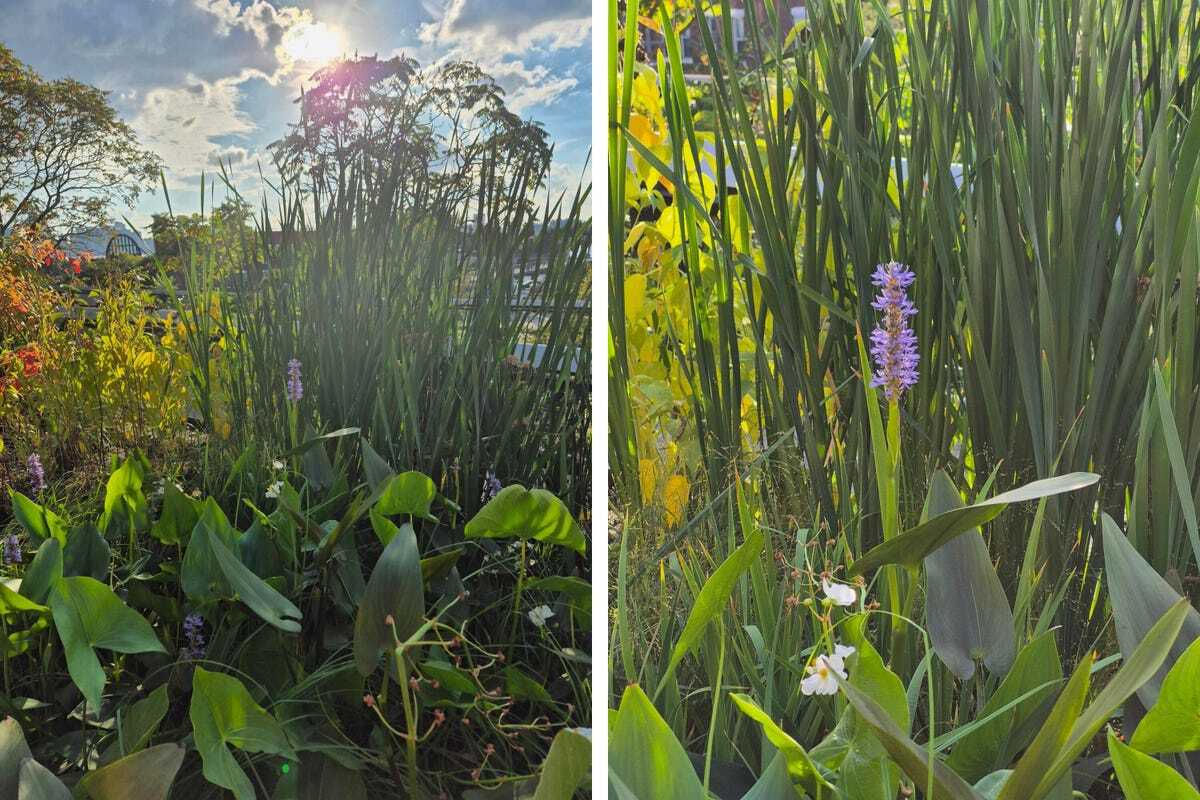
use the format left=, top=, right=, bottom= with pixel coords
left=60, top=221, right=155, bottom=259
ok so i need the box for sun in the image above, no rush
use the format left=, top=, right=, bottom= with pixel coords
left=282, top=21, right=344, bottom=65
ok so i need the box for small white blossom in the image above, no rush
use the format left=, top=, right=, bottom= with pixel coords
left=527, top=605, right=555, bottom=628
left=265, top=481, right=283, bottom=499
left=801, top=645, right=855, bottom=696
left=822, top=578, right=857, bottom=607
left=272, top=460, right=285, bottom=471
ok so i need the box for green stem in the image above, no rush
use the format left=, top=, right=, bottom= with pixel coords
left=398, top=652, right=420, bottom=799
left=702, top=624, right=726, bottom=794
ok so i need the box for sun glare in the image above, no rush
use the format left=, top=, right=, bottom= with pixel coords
left=283, top=21, right=343, bottom=65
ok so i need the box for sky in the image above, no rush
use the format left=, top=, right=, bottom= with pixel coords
left=0, top=0, right=592, bottom=232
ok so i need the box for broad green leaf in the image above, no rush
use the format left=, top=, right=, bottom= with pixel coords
left=369, top=507, right=399, bottom=547
left=48, top=577, right=166, bottom=711
left=353, top=521, right=423, bottom=676
left=1014, top=599, right=1190, bottom=798
left=63, top=524, right=110, bottom=581
left=729, top=693, right=836, bottom=797
left=739, top=752, right=801, bottom=799
left=1102, top=513, right=1200, bottom=707
left=150, top=482, right=200, bottom=546
left=183, top=516, right=301, bottom=633
left=98, top=454, right=150, bottom=539
left=947, top=631, right=1062, bottom=782
left=532, top=728, right=590, bottom=800
left=376, top=471, right=436, bottom=520
left=837, top=616, right=909, bottom=800
left=1130, top=637, right=1200, bottom=753
left=610, top=684, right=705, bottom=800
left=190, top=667, right=296, bottom=800
left=505, top=666, right=555, bottom=705
left=922, top=471, right=1015, bottom=679
left=0, top=583, right=47, bottom=617
left=850, top=473, right=1099, bottom=574
left=974, top=771, right=1012, bottom=800
left=297, top=752, right=367, bottom=800
left=994, top=651, right=1091, bottom=800
left=99, top=684, right=169, bottom=764
left=17, top=758, right=70, bottom=800
left=838, top=677, right=982, bottom=800
left=8, top=490, right=67, bottom=548
left=18, top=539, right=61, bottom=605
left=419, top=660, right=476, bottom=694
left=79, top=743, right=184, bottom=800
left=657, top=530, right=764, bottom=694
left=465, top=485, right=585, bottom=554
left=1, top=717, right=34, bottom=798
left=360, top=438, right=395, bottom=492
left=1109, top=728, right=1200, bottom=800
left=420, top=549, right=463, bottom=583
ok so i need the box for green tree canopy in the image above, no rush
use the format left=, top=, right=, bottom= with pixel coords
left=268, top=54, right=553, bottom=214
left=0, top=44, right=161, bottom=237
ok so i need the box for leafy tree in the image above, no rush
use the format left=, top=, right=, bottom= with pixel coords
left=0, top=44, right=161, bottom=237
left=269, top=55, right=553, bottom=214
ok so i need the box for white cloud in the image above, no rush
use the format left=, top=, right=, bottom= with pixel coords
left=418, top=0, right=590, bottom=56
left=484, top=60, right=579, bottom=113
left=132, top=77, right=257, bottom=179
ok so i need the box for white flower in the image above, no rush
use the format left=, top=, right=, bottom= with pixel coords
left=265, top=481, right=283, bottom=499
left=801, top=645, right=855, bottom=696
left=527, top=605, right=555, bottom=628
left=272, top=459, right=285, bottom=471
left=822, top=578, right=857, bottom=607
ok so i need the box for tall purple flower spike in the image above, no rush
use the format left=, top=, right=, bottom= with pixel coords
left=26, top=453, right=45, bottom=493
left=869, top=261, right=919, bottom=402
left=181, top=612, right=206, bottom=660
left=2, top=534, right=21, bottom=565
left=286, top=358, right=303, bottom=402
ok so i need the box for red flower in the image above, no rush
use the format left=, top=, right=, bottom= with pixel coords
left=69, top=258, right=81, bottom=275
left=16, top=345, right=40, bottom=377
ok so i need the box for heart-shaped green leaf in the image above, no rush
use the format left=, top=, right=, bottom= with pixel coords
left=465, top=485, right=585, bottom=553
left=182, top=513, right=301, bottom=633
left=18, top=539, right=61, bottom=605
left=79, top=743, right=185, bottom=800
left=47, top=577, right=166, bottom=711
left=1102, top=513, right=1200, bottom=708
left=353, top=520, right=423, bottom=676
left=17, top=757, right=71, bottom=799
left=947, top=631, right=1062, bottom=783
left=190, top=667, right=296, bottom=800
left=1109, top=728, right=1200, bottom=800
left=532, top=728, right=590, bottom=800
left=376, top=471, right=436, bottom=520
left=1, top=717, right=34, bottom=798
left=8, top=490, right=67, bottom=548
left=610, top=684, right=705, bottom=800
left=850, top=473, right=1099, bottom=575
left=921, top=470, right=1016, bottom=679
left=1130, top=637, right=1200, bottom=754
left=150, top=482, right=200, bottom=546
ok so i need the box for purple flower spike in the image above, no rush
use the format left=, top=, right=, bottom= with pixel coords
left=3, top=534, right=21, bottom=565
left=286, top=358, right=303, bottom=402
left=868, top=262, right=920, bottom=402
left=181, top=612, right=207, bottom=660
left=26, top=453, right=45, bottom=494
left=481, top=470, right=502, bottom=503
